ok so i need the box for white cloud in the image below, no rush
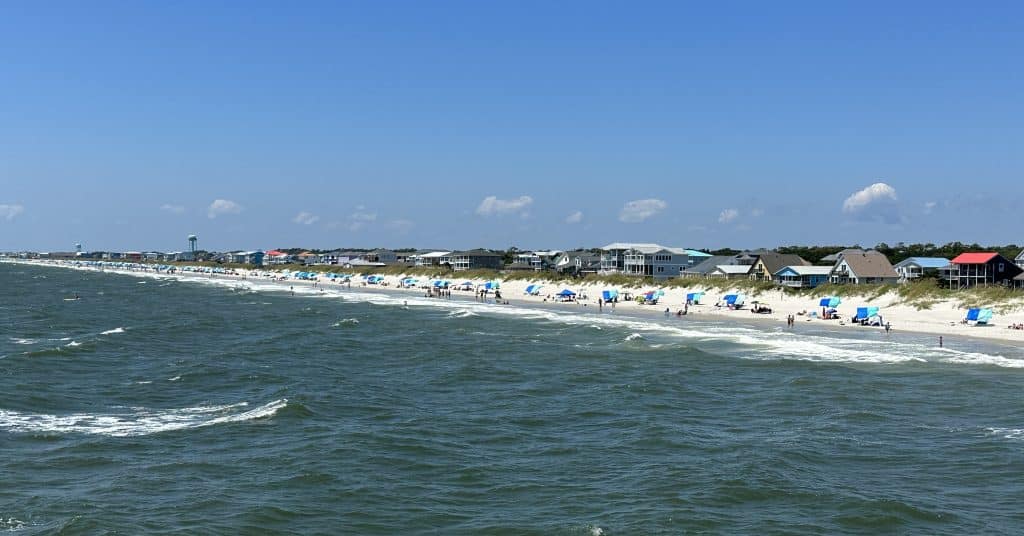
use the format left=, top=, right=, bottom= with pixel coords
left=160, top=204, right=185, bottom=214
left=842, top=182, right=898, bottom=213
left=347, top=206, right=377, bottom=231
left=718, top=208, right=739, bottom=224
left=207, top=199, right=242, bottom=219
left=618, top=198, right=667, bottom=223
left=0, top=204, right=24, bottom=221
left=565, top=210, right=583, bottom=224
left=923, top=201, right=937, bottom=215
left=842, top=182, right=901, bottom=224
left=293, top=211, right=320, bottom=225
left=476, top=195, right=533, bottom=216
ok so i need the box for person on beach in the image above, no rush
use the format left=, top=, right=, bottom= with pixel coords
left=598, top=298, right=603, bottom=311
left=885, top=322, right=892, bottom=334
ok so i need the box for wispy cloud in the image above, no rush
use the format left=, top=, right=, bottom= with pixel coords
left=0, top=204, right=24, bottom=221
left=292, top=211, right=320, bottom=225
left=207, top=199, right=242, bottom=219
left=160, top=204, right=185, bottom=214
left=718, top=208, right=739, bottom=224
left=348, top=206, right=377, bottom=231
left=750, top=208, right=764, bottom=218
left=923, top=201, right=937, bottom=215
left=842, top=182, right=901, bottom=224
left=619, top=198, right=667, bottom=223
left=476, top=195, right=533, bottom=217
left=565, top=210, right=583, bottom=224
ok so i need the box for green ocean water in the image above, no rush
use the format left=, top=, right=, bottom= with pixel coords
left=3, top=262, right=1024, bottom=534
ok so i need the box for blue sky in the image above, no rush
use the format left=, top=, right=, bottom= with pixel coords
left=2, top=1, right=1021, bottom=252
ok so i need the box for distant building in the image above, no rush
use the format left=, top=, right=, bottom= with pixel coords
left=947, top=252, right=1022, bottom=289
left=600, top=243, right=704, bottom=280
left=829, top=251, right=899, bottom=285
left=773, top=265, right=833, bottom=288
left=363, top=249, right=398, bottom=264
left=450, top=249, right=503, bottom=271
left=411, top=251, right=452, bottom=267
left=553, top=250, right=602, bottom=275
left=264, top=250, right=294, bottom=265
left=227, top=251, right=265, bottom=265
left=748, top=252, right=810, bottom=281
left=710, top=265, right=752, bottom=279
left=893, top=257, right=950, bottom=281
left=680, top=255, right=735, bottom=278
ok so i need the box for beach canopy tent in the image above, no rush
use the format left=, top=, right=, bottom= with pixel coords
left=525, top=284, right=543, bottom=295
left=602, top=289, right=619, bottom=301
left=686, top=292, right=705, bottom=304
left=483, top=281, right=501, bottom=290
left=557, top=289, right=576, bottom=297
left=724, top=294, right=746, bottom=306
left=854, top=307, right=880, bottom=321
left=819, top=297, right=841, bottom=308
left=432, top=280, right=450, bottom=288
left=966, top=308, right=994, bottom=325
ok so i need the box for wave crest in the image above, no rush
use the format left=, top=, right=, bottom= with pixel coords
left=0, top=399, right=287, bottom=437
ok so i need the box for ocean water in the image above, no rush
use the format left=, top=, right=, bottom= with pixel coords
left=3, top=263, right=1024, bottom=534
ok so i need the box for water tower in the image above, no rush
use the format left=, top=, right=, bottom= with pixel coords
left=188, top=235, right=198, bottom=256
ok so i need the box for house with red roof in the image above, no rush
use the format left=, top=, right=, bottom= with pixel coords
left=947, top=252, right=1022, bottom=289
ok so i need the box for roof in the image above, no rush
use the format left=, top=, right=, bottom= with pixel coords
left=755, top=252, right=810, bottom=274
left=821, top=249, right=866, bottom=263
left=1016, top=273, right=1024, bottom=281
left=685, top=249, right=712, bottom=257
left=419, top=251, right=451, bottom=258
left=895, top=257, right=950, bottom=269
left=951, top=253, right=999, bottom=264
left=714, top=265, right=752, bottom=275
left=601, top=242, right=663, bottom=251
left=774, top=265, right=833, bottom=276
left=265, top=250, right=287, bottom=256
left=838, top=251, right=898, bottom=278
left=1017, top=250, right=1024, bottom=261
left=685, top=255, right=735, bottom=274
left=453, top=249, right=502, bottom=257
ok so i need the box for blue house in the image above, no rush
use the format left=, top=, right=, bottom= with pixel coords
left=773, top=265, right=833, bottom=288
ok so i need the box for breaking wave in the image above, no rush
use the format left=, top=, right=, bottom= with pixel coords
left=100, top=327, right=126, bottom=335
left=0, top=399, right=288, bottom=437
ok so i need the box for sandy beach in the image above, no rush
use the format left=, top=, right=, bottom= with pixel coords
left=13, top=259, right=1024, bottom=346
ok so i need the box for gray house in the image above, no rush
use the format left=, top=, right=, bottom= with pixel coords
left=451, top=249, right=503, bottom=271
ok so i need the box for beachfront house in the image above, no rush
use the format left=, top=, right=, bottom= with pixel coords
left=362, top=249, right=398, bottom=264
left=680, top=255, right=735, bottom=278
left=623, top=246, right=691, bottom=280
left=1015, top=273, right=1024, bottom=289
left=506, top=252, right=545, bottom=271
left=600, top=243, right=662, bottom=273
left=947, top=252, right=1023, bottom=289
left=773, top=265, right=833, bottom=288
left=748, top=252, right=810, bottom=281
left=829, top=251, right=898, bottom=285
left=264, top=250, right=294, bottom=265
left=819, top=248, right=871, bottom=265
left=451, top=249, right=503, bottom=271
left=411, top=251, right=452, bottom=267
left=710, top=264, right=752, bottom=279
left=553, top=250, right=602, bottom=275
left=226, top=251, right=265, bottom=265
left=893, top=257, right=950, bottom=282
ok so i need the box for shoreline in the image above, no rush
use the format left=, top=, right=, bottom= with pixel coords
left=8, top=258, right=1024, bottom=348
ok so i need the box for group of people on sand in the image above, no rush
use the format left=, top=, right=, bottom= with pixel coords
left=1008, top=323, right=1024, bottom=330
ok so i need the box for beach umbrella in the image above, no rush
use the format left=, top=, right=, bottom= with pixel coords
left=686, top=291, right=704, bottom=304
left=484, top=281, right=500, bottom=290
left=819, top=297, right=841, bottom=308
left=602, top=289, right=618, bottom=301
left=525, top=284, right=537, bottom=295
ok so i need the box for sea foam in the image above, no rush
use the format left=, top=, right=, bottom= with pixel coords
left=0, top=399, right=287, bottom=437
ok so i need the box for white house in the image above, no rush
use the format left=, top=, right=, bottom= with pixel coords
left=893, top=257, right=950, bottom=281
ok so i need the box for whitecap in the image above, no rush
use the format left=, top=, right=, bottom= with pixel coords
left=65, top=341, right=81, bottom=347
left=168, top=376, right=181, bottom=382
left=11, top=338, right=35, bottom=345
left=333, top=318, right=360, bottom=327
left=100, top=327, right=126, bottom=335
left=624, top=333, right=644, bottom=342
left=447, top=310, right=477, bottom=319
left=0, top=399, right=287, bottom=437
left=987, top=427, right=1024, bottom=440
